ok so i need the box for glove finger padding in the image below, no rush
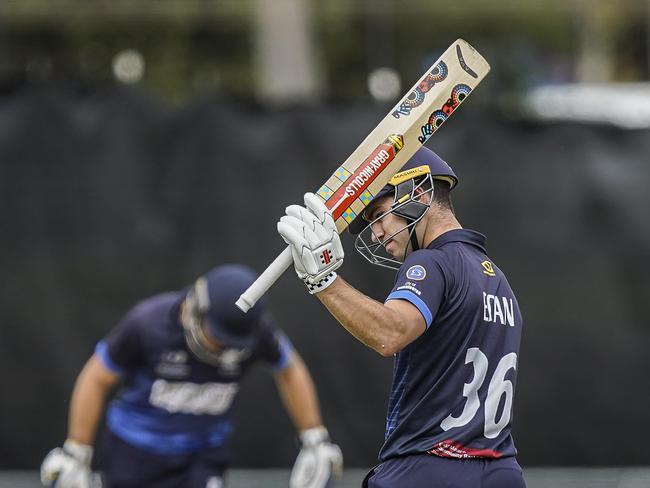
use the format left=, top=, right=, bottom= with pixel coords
left=278, top=216, right=310, bottom=248
left=278, top=219, right=309, bottom=280
left=303, top=193, right=344, bottom=265
left=282, top=212, right=329, bottom=252
left=303, top=193, right=336, bottom=232
left=278, top=215, right=324, bottom=278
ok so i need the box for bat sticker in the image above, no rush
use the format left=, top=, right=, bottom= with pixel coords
left=392, top=62, right=449, bottom=119
left=418, top=84, right=472, bottom=143
left=324, top=135, right=404, bottom=219
left=456, top=45, right=478, bottom=79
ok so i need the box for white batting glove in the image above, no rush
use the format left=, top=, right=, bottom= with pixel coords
left=278, top=193, right=344, bottom=294
left=290, top=426, right=343, bottom=488
left=40, top=440, right=100, bottom=488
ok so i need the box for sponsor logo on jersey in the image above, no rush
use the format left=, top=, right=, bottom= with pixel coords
left=406, top=265, right=426, bottom=280
left=481, top=260, right=496, bottom=276
left=156, top=350, right=191, bottom=378
left=396, top=281, right=422, bottom=296
left=162, top=350, right=187, bottom=363
left=149, top=379, right=239, bottom=415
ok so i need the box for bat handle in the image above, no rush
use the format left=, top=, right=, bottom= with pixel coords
left=235, top=246, right=294, bottom=312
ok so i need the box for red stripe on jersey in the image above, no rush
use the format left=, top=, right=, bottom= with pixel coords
left=428, top=440, right=503, bottom=459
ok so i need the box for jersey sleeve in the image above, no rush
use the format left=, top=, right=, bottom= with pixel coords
left=95, top=306, right=144, bottom=375
left=255, top=314, right=294, bottom=371
left=385, top=250, right=447, bottom=330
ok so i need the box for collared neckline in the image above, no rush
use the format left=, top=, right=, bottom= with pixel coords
left=425, top=228, right=487, bottom=253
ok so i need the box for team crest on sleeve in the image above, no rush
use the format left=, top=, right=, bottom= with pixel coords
left=406, top=265, right=426, bottom=280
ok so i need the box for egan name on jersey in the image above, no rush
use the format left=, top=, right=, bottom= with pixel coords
left=482, top=292, right=515, bottom=327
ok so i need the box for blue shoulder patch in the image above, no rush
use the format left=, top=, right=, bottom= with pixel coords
left=406, top=265, right=426, bottom=280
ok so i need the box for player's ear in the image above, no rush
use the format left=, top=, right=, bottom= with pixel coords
left=413, top=185, right=431, bottom=203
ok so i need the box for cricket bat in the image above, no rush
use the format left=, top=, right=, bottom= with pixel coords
left=236, top=39, right=490, bottom=312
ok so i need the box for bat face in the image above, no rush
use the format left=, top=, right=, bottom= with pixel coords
left=316, top=39, right=490, bottom=233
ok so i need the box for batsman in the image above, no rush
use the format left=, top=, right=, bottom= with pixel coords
left=277, top=147, right=526, bottom=487
left=40, top=264, right=342, bottom=488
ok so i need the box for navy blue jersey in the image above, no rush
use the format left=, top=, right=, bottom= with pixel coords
left=380, top=229, right=522, bottom=461
left=95, top=292, right=292, bottom=455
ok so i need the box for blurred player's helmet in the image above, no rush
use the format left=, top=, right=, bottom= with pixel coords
left=349, top=147, right=457, bottom=269
left=182, top=264, right=267, bottom=365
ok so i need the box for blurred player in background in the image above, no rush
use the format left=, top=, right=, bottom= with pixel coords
left=277, top=147, right=525, bottom=487
left=41, top=264, right=342, bottom=488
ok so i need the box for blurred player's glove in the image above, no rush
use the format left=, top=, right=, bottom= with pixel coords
left=40, top=439, right=100, bottom=488
left=290, top=426, right=343, bottom=488
left=278, top=192, right=344, bottom=294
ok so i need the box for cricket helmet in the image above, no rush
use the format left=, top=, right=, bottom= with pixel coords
left=182, top=264, right=266, bottom=364
left=350, top=147, right=457, bottom=269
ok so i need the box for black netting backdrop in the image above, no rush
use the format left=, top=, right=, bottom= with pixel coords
left=1, top=83, right=649, bottom=469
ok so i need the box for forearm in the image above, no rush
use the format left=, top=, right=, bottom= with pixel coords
left=67, top=356, right=116, bottom=445
left=315, top=276, right=408, bottom=356
left=276, top=353, right=323, bottom=433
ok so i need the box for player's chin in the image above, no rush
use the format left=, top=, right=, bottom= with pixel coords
left=384, top=240, right=403, bottom=260
left=396, top=242, right=413, bottom=261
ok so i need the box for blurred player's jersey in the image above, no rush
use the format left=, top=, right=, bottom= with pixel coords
left=380, top=229, right=522, bottom=461
left=95, top=292, right=291, bottom=456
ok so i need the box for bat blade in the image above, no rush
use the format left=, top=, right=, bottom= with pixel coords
left=317, top=39, right=490, bottom=233
left=236, top=39, right=490, bottom=311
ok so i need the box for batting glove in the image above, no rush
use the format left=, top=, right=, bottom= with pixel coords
left=290, top=426, right=343, bottom=488
left=40, top=440, right=100, bottom=488
left=278, top=192, right=344, bottom=294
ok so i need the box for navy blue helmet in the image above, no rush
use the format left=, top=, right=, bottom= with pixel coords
left=186, top=264, right=267, bottom=351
